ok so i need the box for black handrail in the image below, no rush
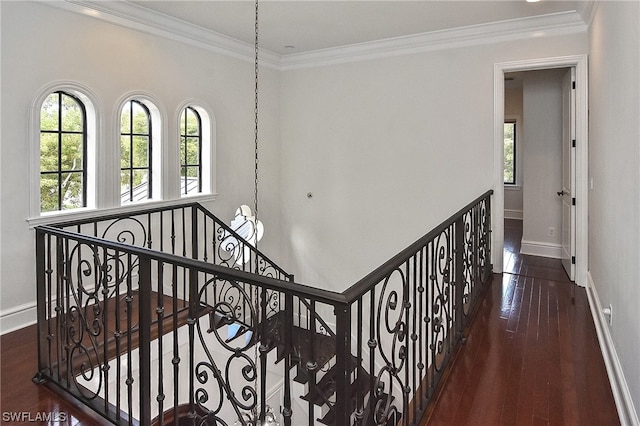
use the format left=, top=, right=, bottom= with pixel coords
left=193, top=204, right=292, bottom=280
left=33, top=190, right=493, bottom=426
left=343, top=189, right=493, bottom=302
left=38, top=190, right=492, bottom=305
left=37, top=225, right=344, bottom=305
left=47, top=202, right=293, bottom=282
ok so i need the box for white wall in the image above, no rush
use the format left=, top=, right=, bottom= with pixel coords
left=588, top=1, right=640, bottom=423
left=0, top=1, right=590, bottom=327
left=279, top=35, right=587, bottom=291
left=3, top=1, right=638, bottom=420
left=521, top=69, right=566, bottom=257
left=0, top=2, right=283, bottom=333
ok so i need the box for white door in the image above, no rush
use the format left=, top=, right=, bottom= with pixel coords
left=560, top=68, right=576, bottom=281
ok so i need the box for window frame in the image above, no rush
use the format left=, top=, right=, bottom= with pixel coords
left=30, top=82, right=99, bottom=220
left=175, top=101, right=215, bottom=199
left=180, top=106, right=203, bottom=195
left=27, top=87, right=217, bottom=228
left=39, top=91, right=88, bottom=212
left=503, top=119, right=517, bottom=186
left=120, top=99, right=153, bottom=204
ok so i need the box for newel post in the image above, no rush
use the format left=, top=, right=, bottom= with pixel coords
left=191, top=205, right=199, bottom=260
left=188, top=265, right=199, bottom=420
left=484, top=194, right=493, bottom=280
left=33, top=228, right=48, bottom=383
left=454, top=214, right=466, bottom=338
left=138, top=255, right=152, bottom=426
left=282, top=276, right=294, bottom=426
left=334, top=301, right=352, bottom=425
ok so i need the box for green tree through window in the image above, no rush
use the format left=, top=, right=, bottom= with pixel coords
left=504, top=121, right=516, bottom=184
left=121, top=100, right=152, bottom=203
left=180, top=107, right=202, bottom=195
left=40, top=91, right=86, bottom=212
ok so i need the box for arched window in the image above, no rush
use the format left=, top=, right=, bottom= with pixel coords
left=39, top=91, right=87, bottom=212
left=180, top=106, right=202, bottom=195
left=120, top=100, right=152, bottom=203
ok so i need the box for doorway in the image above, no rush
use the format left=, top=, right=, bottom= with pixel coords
left=492, top=55, right=588, bottom=287
left=503, top=68, right=575, bottom=280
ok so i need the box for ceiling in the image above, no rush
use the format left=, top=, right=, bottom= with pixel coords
left=127, top=1, right=591, bottom=55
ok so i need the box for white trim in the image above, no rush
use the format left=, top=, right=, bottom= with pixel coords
left=174, top=99, right=218, bottom=199
left=580, top=1, right=601, bottom=27
left=114, top=92, right=167, bottom=207
left=46, top=0, right=281, bottom=69
left=520, top=240, right=562, bottom=259
left=27, top=88, right=220, bottom=228
left=280, top=12, right=587, bottom=70
left=2, top=271, right=143, bottom=335
left=586, top=272, right=640, bottom=426
left=26, top=193, right=218, bottom=228
left=29, top=81, right=104, bottom=218
left=0, top=302, right=37, bottom=335
left=504, top=209, right=523, bottom=220
left=504, top=185, right=522, bottom=191
left=493, top=55, right=589, bottom=287
left=45, top=1, right=587, bottom=71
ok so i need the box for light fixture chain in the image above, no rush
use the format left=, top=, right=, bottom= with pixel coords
left=253, top=0, right=259, bottom=227
left=252, top=1, right=261, bottom=425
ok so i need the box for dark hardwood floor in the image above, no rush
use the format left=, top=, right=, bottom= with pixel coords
left=1, top=322, right=104, bottom=425
left=1, top=219, right=619, bottom=425
left=421, top=219, right=619, bottom=426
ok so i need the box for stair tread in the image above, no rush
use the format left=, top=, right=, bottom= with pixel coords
left=257, top=312, right=404, bottom=424
left=259, top=311, right=336, bottom=370
left=302, top=364, right=372, bottom=414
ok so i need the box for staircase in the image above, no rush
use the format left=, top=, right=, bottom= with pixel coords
left=33, top=191, right=493, bottom=426
left=209, top=303, right=399, bottom=425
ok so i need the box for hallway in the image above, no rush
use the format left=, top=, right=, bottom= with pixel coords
left=422, top=219, right=619, bottom=425
left=0, top=219, right=621, bottom=425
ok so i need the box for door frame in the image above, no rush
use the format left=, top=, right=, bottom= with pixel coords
left=493, top=54, right=588, bottom=287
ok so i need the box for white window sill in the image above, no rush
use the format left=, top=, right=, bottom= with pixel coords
left=27, top=193, right=218, bottom=228
left=504, top=185, right=522, bottom=191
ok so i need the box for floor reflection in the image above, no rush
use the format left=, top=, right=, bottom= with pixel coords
left=503, top=219, right=570, bottom=282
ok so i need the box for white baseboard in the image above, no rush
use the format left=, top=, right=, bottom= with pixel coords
left=504, top=209, right=523, bottom=220
left=0, top=302, right=37, bottom=335
left=586, top=272, right=640, bottom=426
left=1, top=277, right=140, bottom=336
left=520, top=240, right=562, bottom=259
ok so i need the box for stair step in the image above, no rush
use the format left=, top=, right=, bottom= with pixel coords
left=256, top=311, right=405, bottom=424
left=317, top=407, right=336, bottom=425
left=305, top=364, right=374, bottom=424
left=301, top=358, right=366, bottom=405
left=294, top=365, right=309, bottom=384
left=259, top=312, right=336, bottom=376
left=300, top=375, right=335, bottom=406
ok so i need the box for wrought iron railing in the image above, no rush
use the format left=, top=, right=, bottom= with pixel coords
left=45, top=203, right=292, bottom=281
left=337, top=190, right=493, bottom=425
left=33, top=190, right=492, bottom=425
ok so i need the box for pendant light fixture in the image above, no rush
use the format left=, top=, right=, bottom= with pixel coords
left=234, top=1, right=280, bottom=425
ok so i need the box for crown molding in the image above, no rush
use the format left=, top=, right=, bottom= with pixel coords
left=279, top=11, right=588, bottom=70
left=47, top=0, right=281, bottom=69
left=48, top=1, right=587, bottom=71
left=580, top=0, right=600, bottom=27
